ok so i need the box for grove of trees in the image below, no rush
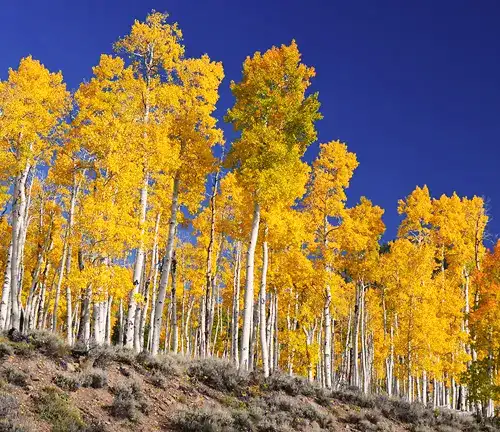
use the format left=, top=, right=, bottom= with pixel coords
left=0, top=11, right=498, bottom=418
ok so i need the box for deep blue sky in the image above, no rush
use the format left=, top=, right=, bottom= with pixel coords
left=2, top=1, right=500, bottom=242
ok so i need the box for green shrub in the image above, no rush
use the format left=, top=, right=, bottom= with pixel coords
left=171, top=407, right=234, bottom=432
left=34, top=386, right=86, bottom=432
left=136, top=351, right=181, bottom=376
left=0, top=343, right=13, bottom=360
left=90, top=345, right=117, bottom=369
left=110, top=382, right=148, bottom=421
left=257, top=393, right=333, bottom=430
left=187, top=358, right=248, bottom=395
left=110, top=386, right=136, bottom=421
left=0, top=391, right=26, bottom=431
left=113, top=348, right=135, bottom=366
left=0, top=392, right=18, bottom=417
left=10, top=342, right=34, bottom=358
left=148, top=371, right=165, bottom=389
left=331, top=388, right=377, bottom=409
left=264, top=372, right=317, bottom=397
left=53, top=374, right=80, bottom=392
left=0, top=418, right=27, bottom=432
left=3, top=368, right=28, bottom=387
left=130, top=381, right=149, bottom=414
left=28, top=331, right=69, bottom=358
left=83, top=420, right=108, bottom=432
left=81, top=369, right=107, bottom=389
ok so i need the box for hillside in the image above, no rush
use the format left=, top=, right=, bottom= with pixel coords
left=0, top=331, right=496, bottom=432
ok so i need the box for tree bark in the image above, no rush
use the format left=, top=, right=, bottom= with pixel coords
left=231, top=241, right=242, bottom=365
left=171, top=251, right=178, bottom=353
left=78, top=284, right=92, bottom=348
left=239, top=200, right=260, bottom=371
left=105, top=296, right=113, bottom=345
left=0, top=244, right=13, bottom=330
left=126, top=173, right=148, bottom=349
left=259, top=225, right=269, bottom=377
left=350, top=283, right=362, bottom=388
left=201, top=171, right=220, bottom=357
left=50, top=177, right=79, bottom=340
left=152, top=174, right=179, bottom=355
left=10, top=162, right=31, bottom=330
left=139, top=213, right=160, bottom=351
left=184, top=297, right=194, bottom=356
left=36, top=262, right=51, bottom=330
left=274, top=293, right=279, bottom=371
left=118, top=299, right=124, bottom=347
left=324, top=285, right=332, bottom=388
left=65, top=178, right=79, bottom=345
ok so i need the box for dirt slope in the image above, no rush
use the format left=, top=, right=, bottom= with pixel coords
left=0, top=331, right=496, bottom=432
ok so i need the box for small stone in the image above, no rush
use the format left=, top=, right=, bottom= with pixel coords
left=119, top=366, right=131, bottom=377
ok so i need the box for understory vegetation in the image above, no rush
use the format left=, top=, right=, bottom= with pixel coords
left=0, top=331, right=497, bottom=431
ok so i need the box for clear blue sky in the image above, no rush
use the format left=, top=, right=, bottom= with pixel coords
left=2, top=1, right=499, bottom=242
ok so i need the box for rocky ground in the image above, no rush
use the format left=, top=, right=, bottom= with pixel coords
left=0, top=330, right=497, bottom=432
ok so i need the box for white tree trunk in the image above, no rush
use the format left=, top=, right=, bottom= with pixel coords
left=184, top=297, right=194, bottom=356
left=147, top=257, right=159, bottom=351
left=0, top=244, right=13, bottom=330
left=249, top=297, right=259, bottom=371
left=267, top=293, right=275, bottom=371
left=133, top=257, right=146, bottom=352
left=151, top=175, right=179, bottom=355
left=52, top=244, right=68, bottom=333
left=105, top=296, right=113, bottom=345
left=422, top=371, right=427, bottom=405
left=51, top=179, right=79, bottom=338
left=24, top=243, right=46, bottom=332
left=72, top=301, right=80, bottom=345
left=10, top=162, right=31, bottom=330
left=231, top=241, right=241, bottom=365
left=324, top=285, right=332, bottom=388
left=36, top=263, right=50, bottom=330
left=139, top=276, right=150, bottom=351
left=171, top=251, right=179, bottom=353
left=79, top=284, right=92, bottom=348
left=259, top=226, right=269, bottom=377
left=239, top=200, right=260, bottom=371
left=386, top=325, right=395, bottom=396
left=350, top=284, right=361, bottom=388
left=93, top=300, right=107, bottom=345
left=273, top=293, right=279, bottom=371
left=65, top=178, right=79, bottom=345
left=126, top=174, right=148, bottom=349
left=24, top=196, right=51, bottom=331
left=118, top=299, right=124, bottom=347
left=360, top=285, right=370, bottom=393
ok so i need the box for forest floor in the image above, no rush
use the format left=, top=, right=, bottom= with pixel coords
left=0, top=331, right=497, bottom=432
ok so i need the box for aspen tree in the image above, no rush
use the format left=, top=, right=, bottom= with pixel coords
left=113, top=12, right=184, bottom=350
left=305, top=141, right=358, bottom=387
left=0, top=57, right=70, bottom=330
left=151, top=54, right=224, bottom=355
left=468, top=242, right=500, bottom=417
left=226, top=41, right=320, bottom=371
left=339, top=197, right=385, bottom=391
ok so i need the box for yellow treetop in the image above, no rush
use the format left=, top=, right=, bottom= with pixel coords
left=397, top=185, right=433, bottom=241
left=226, top=40, right=321, bottom=206
left=0, top=56, right=71, bottom=173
